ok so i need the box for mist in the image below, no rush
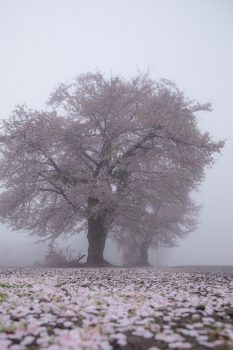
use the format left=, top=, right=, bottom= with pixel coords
left=0, top=0, right=232, bottom=267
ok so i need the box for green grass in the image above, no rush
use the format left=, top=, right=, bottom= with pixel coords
left=0, top=292, right=8, bottom=302
left=0, top=283, right=14, bottom=289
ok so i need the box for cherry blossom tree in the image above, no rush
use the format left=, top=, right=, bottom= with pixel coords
left=113, top=155, right=201, bottom=266
left=115, top=196, right=199, bottom=266
left=0, top=72, right=223, bottom=266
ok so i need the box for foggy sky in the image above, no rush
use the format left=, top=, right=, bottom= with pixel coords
left=0, top=0, right=232, bottom=266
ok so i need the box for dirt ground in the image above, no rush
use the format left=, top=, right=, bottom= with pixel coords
left=0, top=266, right=233, bottom=350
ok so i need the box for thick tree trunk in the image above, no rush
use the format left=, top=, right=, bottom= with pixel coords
left=86, top=215, right=107, bottom=266
left=139, top=241, right=150, bottom=266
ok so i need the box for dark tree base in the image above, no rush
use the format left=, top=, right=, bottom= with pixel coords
left=83, top=259, right=116, bottom=268
left=122, top=262, right=151, bottom=268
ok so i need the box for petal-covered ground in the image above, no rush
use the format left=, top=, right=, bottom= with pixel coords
left=0, top=267, right=233, bottom=350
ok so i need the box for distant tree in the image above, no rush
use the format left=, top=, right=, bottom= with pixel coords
left=115, top=196, right=199, bottom=266
left=113, top=154, right=200, bottom=266
left=0, top=72, right=223, bottom=266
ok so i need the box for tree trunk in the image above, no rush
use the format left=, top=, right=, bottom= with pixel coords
left=139, top=241, right=150, bottom=266
left=86, top=215, right=107, bottom=266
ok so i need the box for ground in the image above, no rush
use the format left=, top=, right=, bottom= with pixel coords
left=0, top=267, right=233, bottom=350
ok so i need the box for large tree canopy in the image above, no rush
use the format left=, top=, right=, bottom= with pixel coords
left=0, top=72, right=223, bottom=265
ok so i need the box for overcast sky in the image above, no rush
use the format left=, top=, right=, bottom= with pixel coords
left=0, top=0, right=232, bottom=266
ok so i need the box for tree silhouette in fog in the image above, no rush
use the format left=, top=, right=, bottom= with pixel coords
left=0, top=72, right=224, bottom=266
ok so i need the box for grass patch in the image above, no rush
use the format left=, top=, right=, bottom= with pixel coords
left=0, top=323, right=16, bottom=334
left=0, top=283, right=14, bottom=289
left=0, top=292, right=8, bottom=302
